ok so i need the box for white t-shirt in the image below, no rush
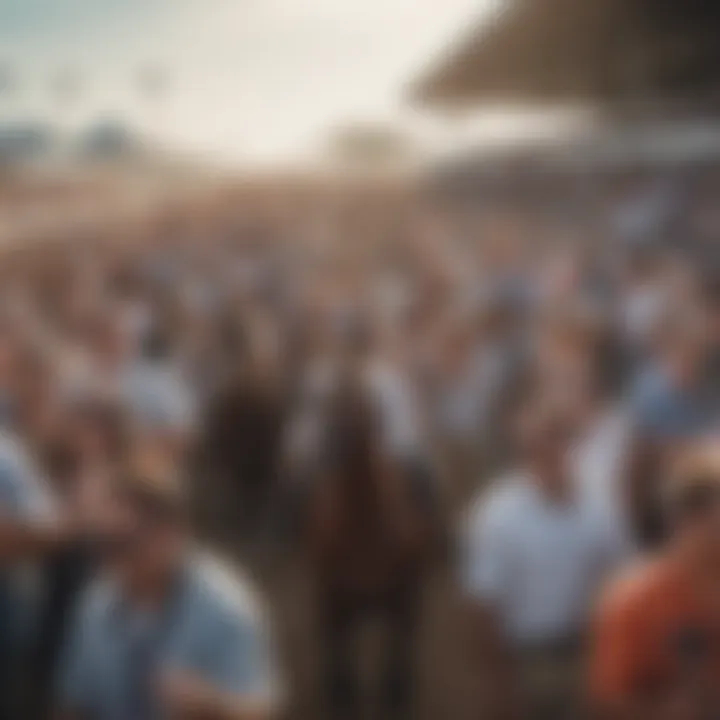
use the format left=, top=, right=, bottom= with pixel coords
left=462, top=473, right=622, bottom=646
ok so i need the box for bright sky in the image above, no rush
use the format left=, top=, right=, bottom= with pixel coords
left=0, top=0, right=499, bottom=165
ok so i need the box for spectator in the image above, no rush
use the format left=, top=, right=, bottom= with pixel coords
left=57, top=451, right=281, bottom=720
left=628, top=310, right=720, bottom=545
left=462, top=394, right=622, bottom=720
left=121, top=323, right=197, bottom=449
left=592, top=444, right=720, bottom=719
left=0, top=424, right=70, bottom=718
left=32, top=399, right=129, bottom=719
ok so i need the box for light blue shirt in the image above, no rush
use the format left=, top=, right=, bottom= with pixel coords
left=462, top=473, right=622, bottom=645
left=0, top=432, right=54, bottom=520
left=60, top=553, right=280, bottom=720
left=0, top=433, right=54, bottom=658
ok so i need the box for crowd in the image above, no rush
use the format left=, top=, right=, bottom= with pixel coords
left=0, top=171, right=717, bottom=720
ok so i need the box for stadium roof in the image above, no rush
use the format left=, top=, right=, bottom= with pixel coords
left=411, top=0, right=720, bottom=108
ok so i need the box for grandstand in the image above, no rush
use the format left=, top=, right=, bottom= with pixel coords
left=407, top=0, right=720, bottom=250
left=412, top=0, right=720, bottom=109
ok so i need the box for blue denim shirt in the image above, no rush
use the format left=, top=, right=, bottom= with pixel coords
left=631, top=366, right=720, bottom=441
left=59, top=553, right=280, bottom=720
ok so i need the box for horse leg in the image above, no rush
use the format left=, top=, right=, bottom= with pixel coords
left=321, top=595, right=361, bottom=720
left=380, top=584, right=420, bottom=720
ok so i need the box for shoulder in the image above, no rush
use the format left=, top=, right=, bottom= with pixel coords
left=631, top=367, right=672, bottom=413
left=0, top=432, right=30, bottom=473
left=187, top=553, right=267, bottom=632
left=71, top=575, right=117, bottom=629
left=0, top=432, right=53, bottom=514
left=597, top=557, right=674, bottom=623
left=464, top=472, right=534, bottom=533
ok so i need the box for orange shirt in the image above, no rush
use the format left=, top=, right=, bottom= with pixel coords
left=592, top=556, right=720, bottom=708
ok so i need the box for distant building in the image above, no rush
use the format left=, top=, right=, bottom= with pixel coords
left=75, top=119, right=144, bottom=161
left=0, top=122, right=57, bottom=165
left=407, top=0, right=720, bottom=194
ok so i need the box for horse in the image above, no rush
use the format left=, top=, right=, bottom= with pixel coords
left=301, top=379, right=441, bottom=720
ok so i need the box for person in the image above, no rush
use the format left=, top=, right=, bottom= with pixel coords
left=540, top=306, right=636, bottom=559
left=121, top=323, right=197, bottom=449
left=631, top=312, right=719, bottom=442
left=627, top=311, right=720, bottom=545
left=462, top=394, right=623, bottom=720
left=197, top=357, right=285, bottom=547
left=430, top=313, right=501, bottom=506
left=465, top=292, right=527, bottom=478
left=571, top=360, right=636, bottom=561
left=32, top=399, right=129, bottom=720
left=591, top=444, right=720, bottom=719
left=0, top=424, right=70, bottom=720
left=0, top=332, right=72, bottom=719
left=57, top=451, right=281, bottom=720
left=619, top=245, right=670, bottom=364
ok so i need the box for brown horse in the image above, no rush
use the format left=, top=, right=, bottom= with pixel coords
left=303, top=379, right=441, bottom=720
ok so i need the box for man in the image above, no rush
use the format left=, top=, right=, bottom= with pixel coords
left=592, top=444, right=720, bottom=719
left=0, top=357, right=71, bottom=719
left=197, top=357, right=285, bottom=546
left=628, top=311, right=720, bottom=545
left=32, top=399, right=130, bottom=720
left=57, top=453, right=281, bottom=720
left=462, top=395, right=623, bottom=720
left=631, top=313, right=719, bottom=442
left=564, top=315, right=636, bottom=561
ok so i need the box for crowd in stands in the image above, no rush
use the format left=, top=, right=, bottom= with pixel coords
left=0, top=169, right=717, bottom=720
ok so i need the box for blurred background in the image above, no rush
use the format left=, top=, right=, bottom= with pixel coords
left=1, top=2, right=720, bottom=720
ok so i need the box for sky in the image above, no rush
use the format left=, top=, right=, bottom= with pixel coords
left=0, top=0, right=500, bottom=165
